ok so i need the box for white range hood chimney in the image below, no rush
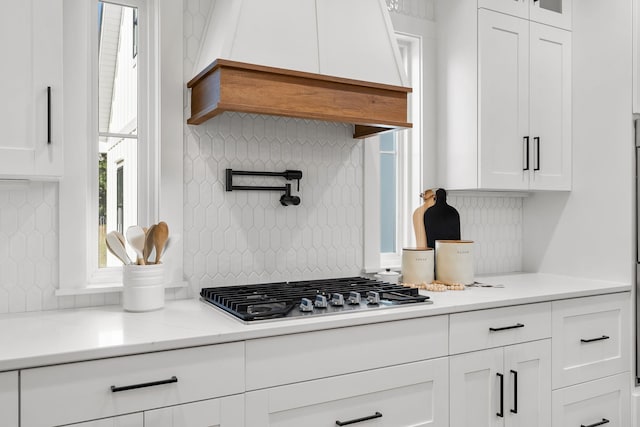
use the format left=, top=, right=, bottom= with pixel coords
left=187, top=0, right=412, bottom=139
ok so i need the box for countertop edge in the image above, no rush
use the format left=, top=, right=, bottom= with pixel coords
left=0, top=277, right=631, bottom=372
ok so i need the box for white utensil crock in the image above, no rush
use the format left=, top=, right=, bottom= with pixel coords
left=122, top=263, right=165, bottom=312
left=401, top=247, right=434, bottom=285
left=435, top=240, right=474, bottom=285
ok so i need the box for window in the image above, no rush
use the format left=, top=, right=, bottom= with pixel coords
left=98, top=1, right=140, bottom=268
left=57, top=0, right=184, bottom=293
left=380, top=132, right=398, bottom=254
left=132, top=8, right=138, bottom=58
left=116, top=163, right=124, bottom=235
left=364, top=29, right=426, bottom=272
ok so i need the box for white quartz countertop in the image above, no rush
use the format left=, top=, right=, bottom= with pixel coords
left=0, top=273, right=630, bottom=372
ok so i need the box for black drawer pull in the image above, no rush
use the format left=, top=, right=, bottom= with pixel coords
left=496, top=372, right=504, bottom=418
left=581, top=335, right=610, bottom=343
left=581, top=418, right=610, bottom=427
left=47, top=86, right=51, bottom=144
left=489, top=323, right=524, bottom=332
left=110, top=376, right=178, bottom=392
left=336, top=412, right=382, bottom=426
left=510, top=369, right=518, bottom=414
left=523, top=136, right=530, bottom=171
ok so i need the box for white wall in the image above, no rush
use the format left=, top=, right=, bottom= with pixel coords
left=523, top=0, right=633, bottom=284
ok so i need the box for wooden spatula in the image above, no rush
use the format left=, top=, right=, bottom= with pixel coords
left=153, top=221, right=169, bottom=264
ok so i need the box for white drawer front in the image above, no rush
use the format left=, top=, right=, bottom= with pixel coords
left=246, top=316, right=448, bottom=390
left=64, top=413, right=143, bottom=427
left=0, top=371, right=19, bottom=427
left=144, top=394, right=244, bottom=427
left=551, top=372, right=630, bottom=427
left=449, top=303, right=551, bottom=354
left=246, top=358, right=449, bottom=427
left=552, top=292, right=630, bottom=389
left=21, top=342, right=245, bottom=427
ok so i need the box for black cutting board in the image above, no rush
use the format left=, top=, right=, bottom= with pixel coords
left=423, top=188, right=461, bottom=248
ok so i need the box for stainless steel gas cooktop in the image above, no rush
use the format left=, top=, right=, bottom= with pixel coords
left=200, top=276, right=432, bottom=323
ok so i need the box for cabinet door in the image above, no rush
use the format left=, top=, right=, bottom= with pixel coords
left=529, top=0, right=572, bottom=30
left=552, top=372, right=630, bottom=427
left=478, top=10, right=530, bottom=190
left=64, top=414, right=142, bottom=427
left=0, top=371, right=18, bottom=427
left=450, top=348, right=504, bottom=427
left=246, top=358, right=449, bottom=426
left=504, top=340, right=551, bottom=427
left=0, top=0, right=63, bottom=178
left=144, top=394, right=244, bottom=427
left=529, top=22, right=572, bottom=190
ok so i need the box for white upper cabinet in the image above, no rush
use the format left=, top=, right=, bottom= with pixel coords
left=0, top=0, right=63, bottom=179
left=479, top=0, right=572, bottom=30
left=528, top=22, right=572, bottom=190
left=530, top=0, right=572, bottom=30
left=478, top=10, right=531, bottom=190
left=437, top=1, right=571, bottom=191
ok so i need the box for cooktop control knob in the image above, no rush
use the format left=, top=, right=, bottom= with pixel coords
left=331, top=293, right=345, bottom=306
left=299, top=298, right=314, bottom=312
left=347, top=291, right=361, bottom=305
left=314, top=294, right=328, bottom=308
left=367, top=291, right=381, bottom=305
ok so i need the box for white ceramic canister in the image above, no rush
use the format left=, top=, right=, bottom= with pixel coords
left=122, top=263, right=165, bottom=312
left=401, top=247, right=434, bottom=285
left=435, top=240, right=474, bottom=285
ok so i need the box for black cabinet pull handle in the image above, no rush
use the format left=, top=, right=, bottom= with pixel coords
left=581, top=335, right=610, bottom=343
left=110, top=376, right=178, bottom=392
left=489, top=323, right=525, bottom=332
left=336, top=412, right=382, bottom=426
left=47, top=86, right=51, bottom=144
left=496, top=372, right=504, bottom=418
left=510, top=370, right=518, bottom=414
left=581, top=418, right=610, bottom=427
left=534, top=137, right=540, bottom=171
left=523, top=136, right=530, bottom=171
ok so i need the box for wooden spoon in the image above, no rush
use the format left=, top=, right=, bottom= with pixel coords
left=126, top=226, right=146, bottom=265
left=153, top=221, right=169, bottom=264
left=105, top=231, right=132, bottom=265
left=143, top=224, right=157, bottom=265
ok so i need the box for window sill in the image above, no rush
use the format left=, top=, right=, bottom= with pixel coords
left=55, top=280, right=188, bottom=296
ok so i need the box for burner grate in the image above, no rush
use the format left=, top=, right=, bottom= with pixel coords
left=200, top=277, right=430, bottom=322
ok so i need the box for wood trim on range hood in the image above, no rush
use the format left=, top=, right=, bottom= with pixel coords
left=187, top=59, right=412, bottom=139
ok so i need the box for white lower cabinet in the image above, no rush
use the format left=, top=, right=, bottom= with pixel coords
left=0, top=371, right=19, bottom=427
left=64, top=414, right=143, bottom=427
left=144, top=394, right=244, bottom=427
left=450, top=340, right=551, bottom=427
left=245, top=358, right=449, bottom=426
left=551, top=292, right=630, bottom=389
left=61, top=395, right=244, bottom=427
left=552, top=373, right=630, bottom=427
left=550, top=293, right=631, bottom=427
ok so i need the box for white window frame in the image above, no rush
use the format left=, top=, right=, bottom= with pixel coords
left=363, top=31, right=425, bottom=273
left=57, top=0, right=184, bottom=295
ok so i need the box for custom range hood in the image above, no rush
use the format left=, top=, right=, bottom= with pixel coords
left=187, top=0, right=412, bottom=139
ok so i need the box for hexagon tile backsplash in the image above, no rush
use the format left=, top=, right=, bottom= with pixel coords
left=183, top=114, right=365, bottom=296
